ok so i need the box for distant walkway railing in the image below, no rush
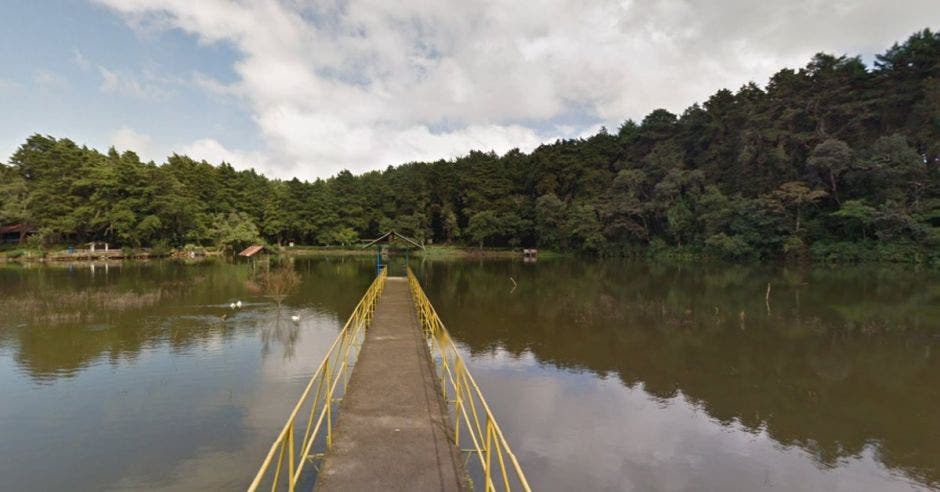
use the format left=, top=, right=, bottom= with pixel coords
left=407, top=268, right=531, bottom=492
left=248, top=267, right=387, bottom=492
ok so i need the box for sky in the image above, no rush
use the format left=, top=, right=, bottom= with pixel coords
left=0, top=0, right=938, bottom=180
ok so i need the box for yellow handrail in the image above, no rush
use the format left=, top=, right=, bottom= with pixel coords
left=248, top=267, right=387, bottom=492
left=407, top=267, right=532, bottom=492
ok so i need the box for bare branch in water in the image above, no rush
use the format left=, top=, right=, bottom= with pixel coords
left=253, top=264, right=301, bottom=305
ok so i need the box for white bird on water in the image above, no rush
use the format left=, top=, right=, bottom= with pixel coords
left=290, top=315, right=300, bottom=323
left=236, top=300, right=243, bottom=308
left=229, top=302, right=236, bottom=310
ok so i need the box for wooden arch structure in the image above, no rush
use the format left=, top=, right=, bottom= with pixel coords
left=361, top=230, right=424, bottom=276
left=360, top=230, right=425, bottom=251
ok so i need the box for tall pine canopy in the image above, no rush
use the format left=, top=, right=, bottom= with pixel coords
left=1, top=29, right=939, bottom=262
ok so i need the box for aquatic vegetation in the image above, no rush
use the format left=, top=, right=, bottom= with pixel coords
left=252, top=264, right=301, bottom=304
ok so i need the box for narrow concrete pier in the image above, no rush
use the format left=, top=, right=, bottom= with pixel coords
left=315, top=277, right=463, bottom=492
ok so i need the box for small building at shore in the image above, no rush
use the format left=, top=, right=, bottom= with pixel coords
left=0, top=224, right=36, bottom=244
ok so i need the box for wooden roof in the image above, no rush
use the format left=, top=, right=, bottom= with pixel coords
left=360, top=230, right=425, bottom=250
left=0, top=224, right=36, bottom=234
left=238, top=244, right=266, bottom=257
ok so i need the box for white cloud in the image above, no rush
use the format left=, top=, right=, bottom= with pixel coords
left=191, top=71, right=241, bottom=99
left=110, top=126, right=154, bottom=159
left=97, top=65, right=172, bottom=100
left=94, top=0, right=940, bottom=179
left=72, top=49, right=92, bottom=72
left=175, top=137, right=271, bottom=174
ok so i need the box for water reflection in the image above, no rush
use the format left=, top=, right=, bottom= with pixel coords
left=416, top=259, right=940, bottom=491
left=0, top=257, right=375, bottom=491
left=0, top=258, right=373, bottom=378
left=0, top=257, right=937, bottom=491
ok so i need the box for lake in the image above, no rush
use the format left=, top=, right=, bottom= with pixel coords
left=0, top=257, right=937, bottom=491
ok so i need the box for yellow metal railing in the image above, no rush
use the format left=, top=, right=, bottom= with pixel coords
left=248, top=267, right=387, bottom=492
left=407, top=267, right=531, bottom=492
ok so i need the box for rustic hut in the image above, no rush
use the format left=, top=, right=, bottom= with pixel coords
left=0, top=224, right=36, bottom=244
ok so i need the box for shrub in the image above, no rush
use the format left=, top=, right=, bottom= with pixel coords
left=705, top=233, right=753, bottom=259
left=149, top=240, right=172, bottom=257
left=810, top=240, right=928, bottom=264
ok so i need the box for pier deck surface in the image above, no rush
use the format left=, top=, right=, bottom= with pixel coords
left=315, top=277, right=462, bottom=492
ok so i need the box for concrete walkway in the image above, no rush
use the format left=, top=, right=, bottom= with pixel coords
left=315, top=277, right=463, bottom=492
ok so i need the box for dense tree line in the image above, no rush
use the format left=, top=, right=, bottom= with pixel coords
left=1, top=30, right=939, bottom=261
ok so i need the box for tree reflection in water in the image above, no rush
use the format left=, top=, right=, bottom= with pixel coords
left=0, top=258, right=936, bottom=490
left=0, top=257, right=373, bottom=377
left=415, top=259, right=940, bottom=489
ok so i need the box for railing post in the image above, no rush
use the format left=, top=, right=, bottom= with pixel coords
left=272, top=437, right=287, bottom=491
left=485, top=420, right=494, bottom=492
left=325, top=359, right=332, bottom=448
left=288, top=422, right=295, bottom=492
left=406, top=273, right=531, bottom=492
left=249, top=270, right=391, bottom=492
left=454, top=365, right=461, bottom=448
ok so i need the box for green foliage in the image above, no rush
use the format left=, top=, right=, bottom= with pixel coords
left=149, top=240, right=172, bottom=257
left=466, top=211, right=502, bottom=248
left=441, top=205, right=460, bottom=242
left=831, top=200, right=877, bottom=239
left=24, top=228, right=53, bottom=249
left=665, top=200, right=693, bottom=245
left=535, top=193, right=566, bottom=248
left=810, top=240, right=931, bottom=264
left=209, top=212, right=262, bottom=253
left=704, top=233, right=751, bottom=259
left=564, top=204, right=604, bottom=253
left=182, top=243, right=206, bottom=255
left=0, top=30, right=938, bottom=263
left=771, top=181, right=828, bottom=234
left=646, top=237, right=699, bottom=261
left=783, top=235, right=807, bottom=257
left=808, top=139, right=853, bottom=202
left=330, top=226, right=359, bottom=247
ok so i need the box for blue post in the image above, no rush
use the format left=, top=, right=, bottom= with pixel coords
left=376, top=244, right=382, bottom=277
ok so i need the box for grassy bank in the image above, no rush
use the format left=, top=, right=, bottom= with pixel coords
left=282, top=246, right=376, bottom=257
left=0, top=244, right=191, bottom=262
left=637, top=240, right=940, bottom=268
left=283, top=244, right=570, bottom=260
left=426, top=245, right=564, bottom=258
left=4, top=240, right=935, bottom=267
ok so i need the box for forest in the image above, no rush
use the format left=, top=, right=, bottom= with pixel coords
left=1, top=29, right=938, bottom=263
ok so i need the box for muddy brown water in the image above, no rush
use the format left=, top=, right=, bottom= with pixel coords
left=0, top=257, right=937, bottom=491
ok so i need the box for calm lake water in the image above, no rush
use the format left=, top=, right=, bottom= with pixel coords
left=0, top=257, right=937, bottom=491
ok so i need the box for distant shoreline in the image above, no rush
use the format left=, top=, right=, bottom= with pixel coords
left=0, top=245, right=557, bottom=263
left=2, top=243, right=934, bottom=267
left=282, top=245, right=550, bottom=259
